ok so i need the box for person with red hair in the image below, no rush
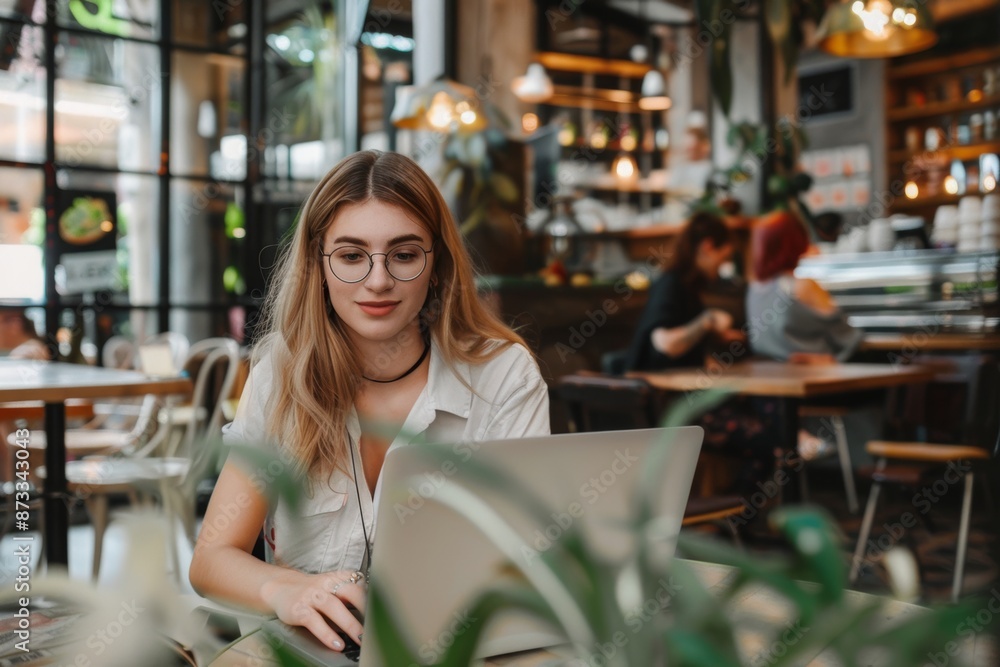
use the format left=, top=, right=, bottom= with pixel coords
left=746, top=212, right=862, bottom=363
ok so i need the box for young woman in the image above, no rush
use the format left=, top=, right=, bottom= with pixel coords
left=746, top=211, right=863, bottom=363
left=189, top=151, right=549, bottom=652
left=624, top=212, right=737, bottom=372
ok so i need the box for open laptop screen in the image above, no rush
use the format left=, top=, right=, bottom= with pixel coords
left=365, top=426, right=703, bottom=665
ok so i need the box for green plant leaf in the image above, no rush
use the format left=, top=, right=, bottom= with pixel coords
left=676, top=531, right=820, bottom=625
left=404, top=468, right=598, bottom=647
left=763, top=0, right=791, bottom=55
left=367, top=583, right=421, bottom=666
left=769, top=507, right=845, bottom=605
left=489, top=172, right=520, bottom=204
left=437, top=585, right=563, bottom=666
left=226, top=443, right=306, bottom=513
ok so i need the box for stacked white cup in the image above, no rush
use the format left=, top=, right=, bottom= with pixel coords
left=982, top=195, right=1000, bottom=251
left=957, top=196, right=982, bottom=253
left=931, top=205, right=959, bottom=247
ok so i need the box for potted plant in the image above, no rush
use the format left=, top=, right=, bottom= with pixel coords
left=355, top=391, right=984, bottom=666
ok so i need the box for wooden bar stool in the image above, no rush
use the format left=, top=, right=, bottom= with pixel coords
left=849, top=441, right=994, bottom=602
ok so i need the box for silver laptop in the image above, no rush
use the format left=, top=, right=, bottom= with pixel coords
left=263, top=426, right=704, bottom=666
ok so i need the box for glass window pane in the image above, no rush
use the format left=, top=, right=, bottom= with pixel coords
left=171, top=307, right=243, bottom=344
left=57, top=0, right=159, bottom=40
left=0, top=1, right=39, bottom=22
left=263, top=4, right=345, bottom=179
left=173, top=0, right=247, bottom=50
left=171, top=51, right=246, bottom=178
left=0, top=167, right=45, bottom=303
left=55, top=33, right=161, bottom=172
left=0, top=21, right=46, bottom=163
left=170, top=178, right=245, bottom=311
left=56, top=169, right=160, bottom=307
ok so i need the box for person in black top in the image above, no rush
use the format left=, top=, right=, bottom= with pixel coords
left=625, top=212, right=736, bottom=371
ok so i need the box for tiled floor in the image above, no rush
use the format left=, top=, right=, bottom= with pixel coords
left=0, top=510, right=199, bottom=593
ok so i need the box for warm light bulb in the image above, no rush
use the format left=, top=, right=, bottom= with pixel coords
left=100, top=220, right=113, bottom=232
left=891, top=7, right=905, bottom=22
left=985, top=175, right=997, bottom=192
left=460, top=110, right=477, bottom=125
left=852, top=1, right=865, bottom=14
left=591, top=132, right=608, bottom=149
left=614, top=154, right=637, bottom=180
left=522, top=113, right=539, bottom=133
left=427, top=92, right=455, bottom=130
left=620, top=134, right=638, bottom=152
left=558, top=126, right=575, bottom=147
left=904, top=181, right=919, bottom=199
left=233, top=227, right=246, bottom=238
left=858, top=0, right=893, bottom=40
left=944, top=176, right=959, bottom=195
left=903, top=11, right=916, bottom=26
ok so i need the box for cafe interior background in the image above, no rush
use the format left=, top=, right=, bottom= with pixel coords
left=1, top=0, right=1000, bottom=662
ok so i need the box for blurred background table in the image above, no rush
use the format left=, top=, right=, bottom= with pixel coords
left=0, top=360, right=190, bottom=567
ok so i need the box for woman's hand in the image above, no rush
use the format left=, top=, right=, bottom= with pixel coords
left=703, top=308, right=734, bottom=333
left=261, top=569, right=367, bottom=651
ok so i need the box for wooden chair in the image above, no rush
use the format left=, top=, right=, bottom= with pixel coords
left=64, top=337, right=241, bottom=579
left=849, top=354, right=998, bottom=602
left=553, top=373, right=746, bottom=540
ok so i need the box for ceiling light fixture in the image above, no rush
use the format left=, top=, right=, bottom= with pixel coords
left=512, top=63, right=554, bottom=104
left=817, top=0, right=937, bottom=58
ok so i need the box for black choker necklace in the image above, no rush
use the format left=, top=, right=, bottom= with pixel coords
left=362, top=339, right=430, bottom=383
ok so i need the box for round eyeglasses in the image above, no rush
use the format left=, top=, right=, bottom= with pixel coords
left=322, top=244, right=433, bottom=283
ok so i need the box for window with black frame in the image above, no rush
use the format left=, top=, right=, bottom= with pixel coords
left=0, top=0, right=370, bottom=361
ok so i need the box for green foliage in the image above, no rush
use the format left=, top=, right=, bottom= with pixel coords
left=359, top=389, right=985, bottom=667
left=696, top=0, right=828, bottom=117
left=690, top=117, right=816, bottom=232
left=440, top=129, right=522, bottom=236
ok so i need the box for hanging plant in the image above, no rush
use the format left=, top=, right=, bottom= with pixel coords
left=694, top=0, right=828, bottom=118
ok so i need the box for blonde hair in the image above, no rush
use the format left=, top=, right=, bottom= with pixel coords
left=255, top=150, right=527, bottom=477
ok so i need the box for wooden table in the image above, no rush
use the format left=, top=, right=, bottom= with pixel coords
left=860, top=333, right=1000, bottom=352
left=206, top=559, right=994, bottom=666
left=628, top=362, right=938, bottom=501
left=0, top=360, right=191, bottom=567
left=0, top=399, right=94, bottom=422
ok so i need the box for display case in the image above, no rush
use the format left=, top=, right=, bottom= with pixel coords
left=796, top=250, right=999, bottom=333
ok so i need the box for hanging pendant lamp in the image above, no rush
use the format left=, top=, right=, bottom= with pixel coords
left=817, top=0, right=937, bottom=58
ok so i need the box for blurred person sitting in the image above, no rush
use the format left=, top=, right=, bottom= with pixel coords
left=0, top=307, right=48, bottom=360
left=666, top=111, right=714, bottom=196
left=624, top=212, right=738, bottom=372
left=747, top=211, right=865, bottom=460
left=746, top=211, right=863, bottom=365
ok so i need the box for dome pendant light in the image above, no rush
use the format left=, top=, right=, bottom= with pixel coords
left=817, top=0, right=937, bottom=58
left=639, top=69, right=671, bottom=111
left=512, top=63, right=554, bottom=103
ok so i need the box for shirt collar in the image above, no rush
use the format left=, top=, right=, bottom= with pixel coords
left=425, top=338, right=473, bottom=419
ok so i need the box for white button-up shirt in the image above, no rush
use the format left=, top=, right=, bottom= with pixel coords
left=222, top=340, right=550, bottom=575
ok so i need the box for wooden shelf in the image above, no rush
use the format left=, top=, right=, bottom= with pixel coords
left=891, top=193, right=963, bottom=210
left=545, top=94, right=644, bottom=113
left=886, top=94, right=1000, bottom=122
left=888, top=141, right=1000, bottom=163
left=573, top=182, right=672, bottom=194
left=888, top=44, right=1000, bottom=79
left=536, top=51, right=651, bottom=78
